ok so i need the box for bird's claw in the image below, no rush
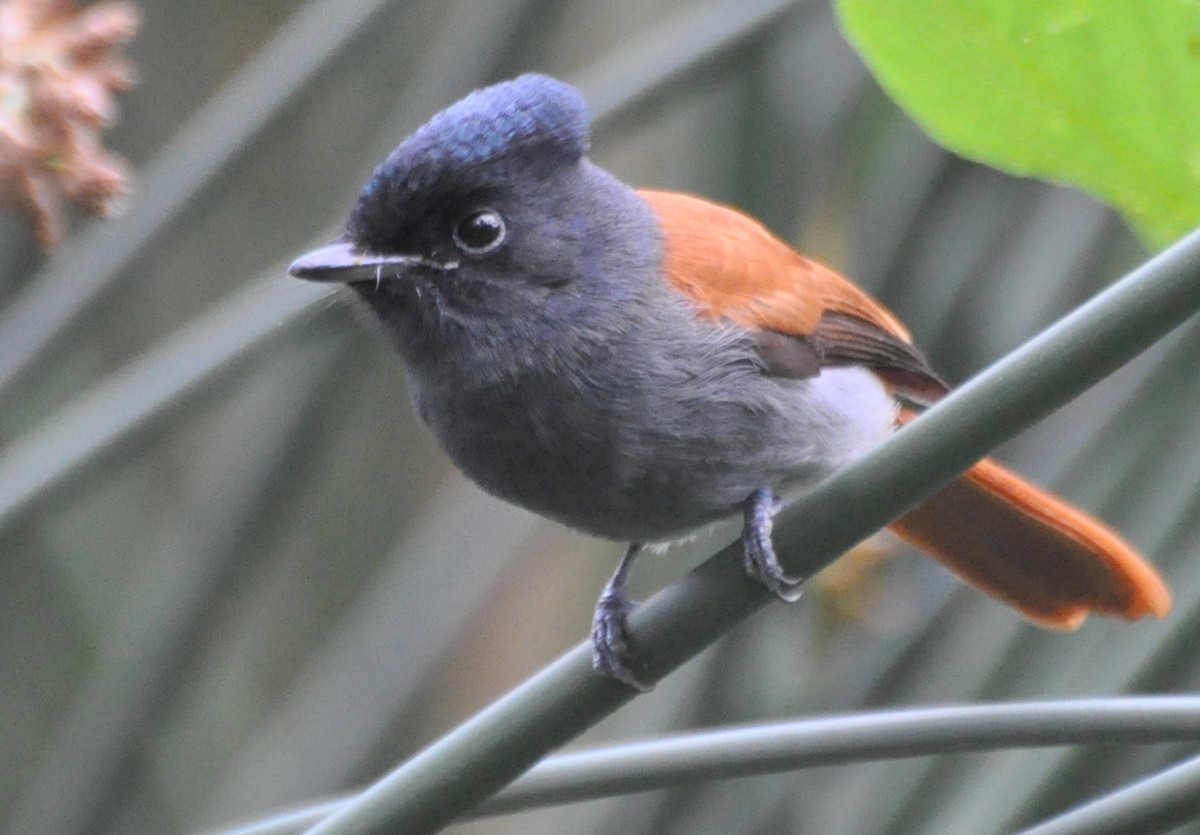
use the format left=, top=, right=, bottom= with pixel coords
left=743, top=487, right=804, bottom=602
left=591, top=591, right=653, bottom=692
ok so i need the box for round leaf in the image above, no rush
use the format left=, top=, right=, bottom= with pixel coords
left=837, top=0, right=1200, bottom=249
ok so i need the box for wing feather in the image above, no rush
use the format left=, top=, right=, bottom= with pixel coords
left=642, top=189, right=910, bottom=339
left=641, top=189, right=942, bottom=400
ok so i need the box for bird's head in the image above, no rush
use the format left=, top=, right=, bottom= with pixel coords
left=290, top=74, right=658, bottom=379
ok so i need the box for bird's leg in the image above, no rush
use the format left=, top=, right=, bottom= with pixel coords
left=591, top=542, right=652, bottom=691
left=742, top=487, right=804, bottom=602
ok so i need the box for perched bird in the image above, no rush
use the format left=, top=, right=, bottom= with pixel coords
left=290, top=73, right=1170, bottom=690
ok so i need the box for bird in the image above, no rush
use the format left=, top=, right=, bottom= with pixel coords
left=289, top=73, right=1171, bottom=690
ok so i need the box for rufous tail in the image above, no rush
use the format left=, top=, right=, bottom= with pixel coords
left=889, top=457, right=1171, bottom=629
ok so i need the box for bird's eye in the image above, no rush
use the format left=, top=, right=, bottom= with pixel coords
left=452, top=208, right=506, bottom=254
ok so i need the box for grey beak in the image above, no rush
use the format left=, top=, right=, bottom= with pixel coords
left=288, top=242, right=426, bottom=283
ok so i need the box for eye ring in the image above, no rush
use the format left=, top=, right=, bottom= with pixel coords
left=452, top=208, right=507, bottom=255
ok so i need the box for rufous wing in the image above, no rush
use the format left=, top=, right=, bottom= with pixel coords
left=641, top=189, right=911, bottom=340
left=641, top=188, right=1171, bottom=627
left=640, top=189, right=945, bottom=402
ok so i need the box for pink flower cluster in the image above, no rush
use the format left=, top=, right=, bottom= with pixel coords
left=0, top=0, right=139, bottom=249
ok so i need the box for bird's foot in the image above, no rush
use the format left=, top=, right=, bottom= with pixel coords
left=742, top=487, right=804, bottom=602
left=590, top=588, right=652, bottom=691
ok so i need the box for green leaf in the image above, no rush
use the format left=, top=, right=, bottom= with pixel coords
left=836, top=0, right=1200, bottom=249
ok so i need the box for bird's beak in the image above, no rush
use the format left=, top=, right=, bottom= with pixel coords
left=288, top=242, right=426, bottom=284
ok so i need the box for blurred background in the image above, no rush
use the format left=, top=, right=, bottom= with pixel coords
left=2, top=0, right=1198, bottom=833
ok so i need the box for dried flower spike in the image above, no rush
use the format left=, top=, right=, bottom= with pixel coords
left=0, top=0, right=140, bottom=249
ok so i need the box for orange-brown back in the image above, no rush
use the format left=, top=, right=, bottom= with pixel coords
left=641, top=189, right=911, bottom=342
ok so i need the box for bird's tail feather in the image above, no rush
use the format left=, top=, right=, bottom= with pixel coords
left=888, top=457, right=1171, bottom=628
